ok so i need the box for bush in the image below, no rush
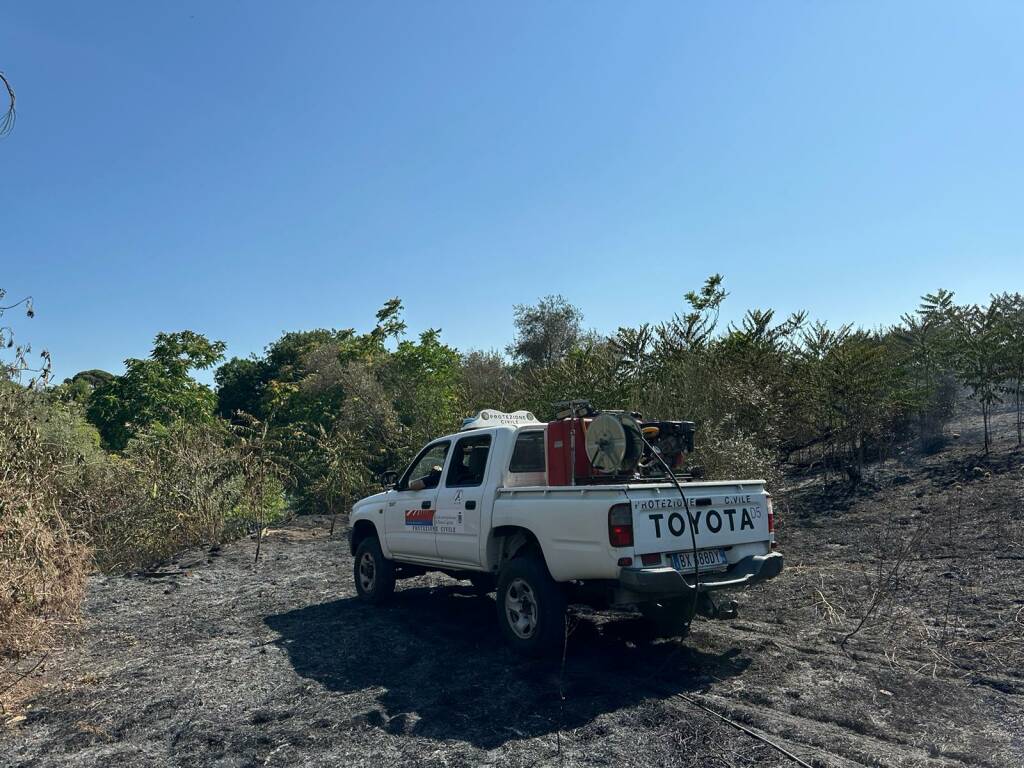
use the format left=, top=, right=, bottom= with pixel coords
left=79, top=419, right=287, bottom=573
left=2, top=385, right=289, bottom=663
left=692, top=423, right=782, bottom=489
left=0, top=387, right=90, bottom=658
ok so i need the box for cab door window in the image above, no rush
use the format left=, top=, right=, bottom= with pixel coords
left=399, top=441, right=451, bottom=491
left=445, top=434, right=492, bottom=488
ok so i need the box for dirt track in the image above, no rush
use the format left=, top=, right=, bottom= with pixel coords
left=3, top=415, right=1023, bottom=767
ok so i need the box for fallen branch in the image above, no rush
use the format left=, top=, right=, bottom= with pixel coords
left=673, top=693, right=815, bottom=768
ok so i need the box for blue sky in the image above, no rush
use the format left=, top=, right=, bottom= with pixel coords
left=2, top=2, right=1022, bottom=384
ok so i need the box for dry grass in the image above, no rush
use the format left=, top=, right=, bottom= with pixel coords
left=0, top=389, right=90, bottom=711
left=76, top=422, right=255, bottom=574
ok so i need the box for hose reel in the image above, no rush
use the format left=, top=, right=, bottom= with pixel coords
left=585, top=412, right=644, bottom=474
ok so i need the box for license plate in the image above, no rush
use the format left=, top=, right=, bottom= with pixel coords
left=670, top=548, right=728, bottom=573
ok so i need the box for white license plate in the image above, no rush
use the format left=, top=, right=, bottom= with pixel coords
left=670, top=548, right=729, bottom=573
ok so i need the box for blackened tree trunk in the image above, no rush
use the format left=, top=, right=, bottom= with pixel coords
left=1016, top=382, right=1022, bottom=447
left=982, top=401, right=991, bottom=455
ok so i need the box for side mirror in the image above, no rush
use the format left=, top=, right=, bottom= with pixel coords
left=380, top=470, right=399, bottom=489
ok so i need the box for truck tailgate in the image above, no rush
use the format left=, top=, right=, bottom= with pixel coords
left=627, top=487, right=769, bottom=555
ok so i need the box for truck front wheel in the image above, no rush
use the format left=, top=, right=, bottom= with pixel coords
left=496, top=555, right=566, bottom=656
left=354, top=536, right=396, bottom=604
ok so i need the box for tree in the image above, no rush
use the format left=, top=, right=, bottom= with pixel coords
left=87, top=331, right=226, bottom=450
left=952, top=301, right=1006, bottom=454
left=210, top=299, right=422, bottom=513
left=55, top=369, right=115, bottom=405
left=715, top=307, right=806, bottom=451
left=508, top=295, right=586, bottom=366
left=68, top=369, right=115, bottom=389
left=896, top=290, right=959, bottom=451
left=461, top=350, right=515, bottom=412
left=217, top=300, right=409, bottom=426
left=993, top=293, right=1024, bottom=446
left=655, top=274, right=728, bottom=357
left=214, top=356, right=267, bottom=420
left=385, top=329, right=464, bottom=447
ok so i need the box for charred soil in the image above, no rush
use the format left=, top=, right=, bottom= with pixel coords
left=3, top=413, right=1023, bottom=767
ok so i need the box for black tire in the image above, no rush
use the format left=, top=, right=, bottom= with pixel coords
left=354, top=536, right=396, bottom=604
left=496, top=555, right=566, bottom=657
left=639, top=599, right=692, bottom=639
left=468, top=573, right=496, bottom=596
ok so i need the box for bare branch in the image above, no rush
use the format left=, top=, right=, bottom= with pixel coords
left=0, top=72, right=15, bottom=138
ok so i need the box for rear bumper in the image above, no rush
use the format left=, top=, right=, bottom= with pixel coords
left=618, top=552, right=784, bottom=596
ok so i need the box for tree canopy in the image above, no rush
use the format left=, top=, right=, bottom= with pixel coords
left=55, top=279, right=1024, bottom=510
left=87, top=331, right=225, bottom=450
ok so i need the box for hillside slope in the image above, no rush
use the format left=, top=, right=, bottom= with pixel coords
left=3, top=414, right=1023, bottom=767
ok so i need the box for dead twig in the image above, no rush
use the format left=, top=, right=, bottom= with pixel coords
left=841, top=523, right=926, bottom=649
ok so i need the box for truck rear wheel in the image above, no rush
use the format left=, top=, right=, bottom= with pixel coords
left=354, top=536, right=395, bottom=604
left=639, top=599, right=692, bottom=639
left=496, top=555, right=566, bottom=657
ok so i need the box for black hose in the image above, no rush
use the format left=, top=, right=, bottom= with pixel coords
left=637, top=433, right=701, bottom=623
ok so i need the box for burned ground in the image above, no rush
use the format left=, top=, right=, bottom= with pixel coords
left=3, top=413, right=1023, bottom=767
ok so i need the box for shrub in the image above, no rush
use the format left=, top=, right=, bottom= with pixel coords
left=79, top=419, right=286, bottom=573
left=2, top=384, right=289, bottom=665
left=691, top=422, right=782, bottom=490
left=0, top=387, right=90, bottom=658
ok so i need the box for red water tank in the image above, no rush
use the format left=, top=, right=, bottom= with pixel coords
left=546, top=419, right=593, bottom=485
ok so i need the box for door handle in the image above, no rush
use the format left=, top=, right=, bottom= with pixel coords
left=421, top=500, right=431, bottom=510
left=465, top=500, right=476, bottom=510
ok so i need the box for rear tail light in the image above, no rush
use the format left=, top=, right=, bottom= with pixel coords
left=640, top=552, right=661, bottom=567
left=608, top=503, right=633, bottom=548
left=766, top=494, right=776, bottom=549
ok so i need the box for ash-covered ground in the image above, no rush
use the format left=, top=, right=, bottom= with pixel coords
left=3, top=412, right=1023, bottom=767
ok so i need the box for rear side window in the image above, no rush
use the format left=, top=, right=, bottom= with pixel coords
left=509, top=430, right=545, bottom=473
left=446, top=434, right=492, bottom=488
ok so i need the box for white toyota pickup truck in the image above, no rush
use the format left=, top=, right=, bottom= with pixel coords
left=349, top=408, right=783, bottom=655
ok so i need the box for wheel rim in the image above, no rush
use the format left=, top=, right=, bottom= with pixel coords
left=505, top=577, right=538, bottom=639
left=358, top=551, right=376, bottom=593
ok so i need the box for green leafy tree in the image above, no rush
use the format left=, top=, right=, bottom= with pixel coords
left=87, top=331, right=226, bottom=450
left=461, top=350, right=516, bottom=413
left=385, top=329, right=465, bottom=447
left=57, top=369, right=115, bottom=405
left=212, top=299, right=422, bottom=512
left=508, top=295, right=587, bottom=367
left=993, top=292, right=1024, bottom=446
left=521, top=340, right=628, bottom=418
left=214, top=356, right=268, bottom=420
left=69, top=369, right=115, bottom=389
left=952, top=300, right=1006, bottom=454
left=896, top=290, right=959, bottom=451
